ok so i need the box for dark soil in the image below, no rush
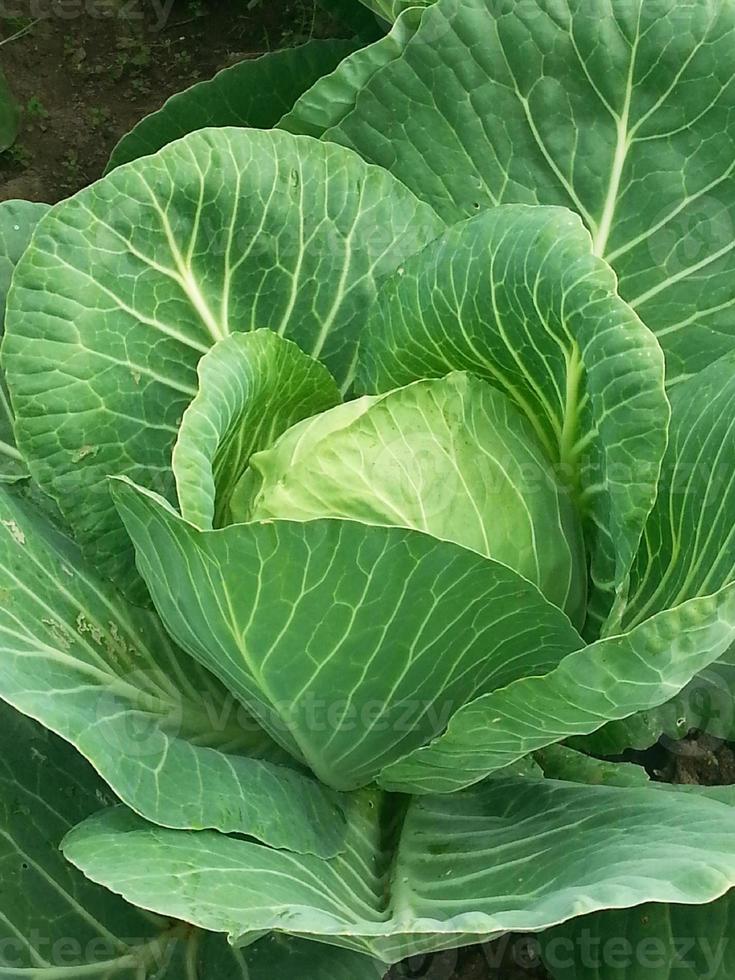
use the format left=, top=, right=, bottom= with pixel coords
left=2, top=7, right=734, bottom=979
left=0, top=0, right=339, bottom=202
left=655, top=732, right=735, bottom=786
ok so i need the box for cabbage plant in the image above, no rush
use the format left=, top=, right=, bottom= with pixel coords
left=2, top=2, right=735, bottom=978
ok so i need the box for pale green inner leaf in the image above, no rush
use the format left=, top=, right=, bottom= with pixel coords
left=245, top=372, right=586, bottom=624
left=173, top=330, right=340, bottom=530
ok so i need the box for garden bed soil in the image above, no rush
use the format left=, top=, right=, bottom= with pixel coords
left=0, top=0, right=339, bottom=202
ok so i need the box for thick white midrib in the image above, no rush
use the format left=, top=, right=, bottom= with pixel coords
left=310, top=178, right=365, bottom=364
left=138, top=175, right=227, bottom=344
left=592, top=7, right=643, bottom=260
left=0, top=437, right=22, bottom=462
left=559, top=342, right=583, bottom=471
left=0, top=384, right=14, bottom=422
left=593, top=125, right=631, bottom=258
left=592, top=81, right=635, bottom=258
left=220, top=147, right=243, bottom=332
left=276, top=156, right=307, bottom=340
left=178, top=266, right=227, bottom=344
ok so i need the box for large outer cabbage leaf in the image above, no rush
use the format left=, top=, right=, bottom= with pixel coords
left=0, top=483, right=347, bottom=855
left=0, top=698, right=362, bottom=978
left=281, top=10, right=422, bottom=138
left=112, top=474, right=735, bottom=795
left=0, top=698, right=179, bottom=978
left=579, top=349, right=735, bottom=754
left=0, top=200, right=49, bottom=482
left=106, top=40, right=358, bottom=171
left=536, top=756, right=735, bottom=979
left=542, top=895, right=735, bottom=980
left=623, top=350, right=735, bottom=629
left=63, top=776, right=735, bottom=964
left=1, top=128, right=443, bottom=594
left=314, top=0, right=735, bottom=382
left=377, top=580, right=735, bottom=793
